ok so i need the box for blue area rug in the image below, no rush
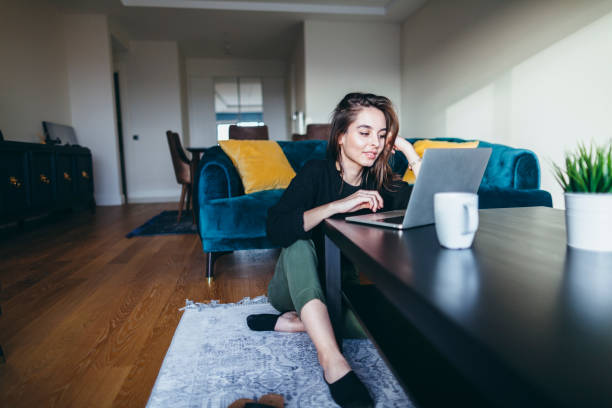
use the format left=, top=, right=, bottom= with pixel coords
left=126, top=210, right=197, bottom=238
left=146, top=297, right=413, bottom=408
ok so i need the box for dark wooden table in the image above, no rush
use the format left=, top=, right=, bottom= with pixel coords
left=186, top=147, right=207, bottom=227
left=324, top=207, right=612, bottom=408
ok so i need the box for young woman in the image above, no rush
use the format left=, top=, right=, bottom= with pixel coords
left=247, top=93, right=422, bottom=407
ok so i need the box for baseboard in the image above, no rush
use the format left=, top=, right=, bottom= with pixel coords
left=128, top=189, right=181, bottom=204
left=95, top=193, right=123, bottom=206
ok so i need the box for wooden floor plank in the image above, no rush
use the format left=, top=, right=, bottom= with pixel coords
left=0, top=204, right=279, bottom=407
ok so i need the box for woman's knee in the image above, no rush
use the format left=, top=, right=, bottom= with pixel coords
left=284, top=239, right=316, bottom=258
left=280, top=239, right=318, bottom=269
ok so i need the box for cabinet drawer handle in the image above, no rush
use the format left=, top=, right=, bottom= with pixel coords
left=81, top=171, right=90, bottom=179
left=40, top=174, right=50, bottom=184
left=63, top=172, right=72, bottom=182
left=9, top=176, right=22, bottom=188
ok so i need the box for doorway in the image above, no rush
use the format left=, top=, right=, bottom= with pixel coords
left=113, top=72, right=128, bottom=203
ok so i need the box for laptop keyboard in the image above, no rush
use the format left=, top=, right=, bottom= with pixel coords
left=377, top=216, right=404, bottom=224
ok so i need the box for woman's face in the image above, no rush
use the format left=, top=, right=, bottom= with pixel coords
left=338, top=107, right=387, bottom=169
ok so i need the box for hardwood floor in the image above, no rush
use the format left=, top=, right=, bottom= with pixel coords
left=0, top=204, right=278, bottom=407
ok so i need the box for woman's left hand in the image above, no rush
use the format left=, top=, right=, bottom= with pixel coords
left=392, top=136, right=419, bottom=162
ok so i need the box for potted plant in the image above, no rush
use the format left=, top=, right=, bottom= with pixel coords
left=552, top=141, right=612, bottom=251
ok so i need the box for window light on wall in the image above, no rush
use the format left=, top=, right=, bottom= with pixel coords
left=214, top=77, right=264, bottom=140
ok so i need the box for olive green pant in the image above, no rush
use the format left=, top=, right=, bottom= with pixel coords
left=267, top=239, right=367, bottom=339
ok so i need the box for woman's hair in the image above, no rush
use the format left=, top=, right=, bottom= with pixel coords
left=327, top=92, right=400, bottom=192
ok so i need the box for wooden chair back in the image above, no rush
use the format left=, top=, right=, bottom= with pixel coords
left=166, top=131, right=191, bottom=185
left=228, top=125, right=269, bottom=140
left=306, top=124, right=331, bottom=141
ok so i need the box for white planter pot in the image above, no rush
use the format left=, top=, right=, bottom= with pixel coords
left=565, top=193, right=612, bottom=252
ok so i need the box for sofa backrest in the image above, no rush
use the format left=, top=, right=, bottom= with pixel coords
left=199, top=138, right=541, bottom=204
left=278, top=138, right=541, bottom=190
left=278, top=140, right=327, bottom=171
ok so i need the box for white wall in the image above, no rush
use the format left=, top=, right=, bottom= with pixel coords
left=303, top=20, right=401, bottom=125
left=401, top=0, right=612, bottom=208
left=287, top=24, right=306, bottom=134
left=178, top=50, right=191, bottom=147
left=262, top=77, right=288, bottom=142
left=186, top=58, right=288, bottom=147
left=0, top=2, right=71, bottom=142
left=121, top=41, right=184, bottom=203
left=63, top=14, right=123, bottom=206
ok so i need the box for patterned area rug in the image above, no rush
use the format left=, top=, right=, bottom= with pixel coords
left=126, top=210, right=197, bottom=238
left=146, top=297, right=413, bottom=408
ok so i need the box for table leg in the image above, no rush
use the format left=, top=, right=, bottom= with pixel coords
left=190, top=152, right=201, bottom=227
left=325, top=235, right=343, bottom=349
left=1, top=282, right=4, bottom=363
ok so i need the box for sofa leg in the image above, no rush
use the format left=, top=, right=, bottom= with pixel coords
left=206, top=251, right=233, bottom=279
left=207, top=252, right=215, bottom=279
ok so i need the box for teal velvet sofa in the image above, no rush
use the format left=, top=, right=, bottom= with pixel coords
left=196, top=138, right=552, bottom=277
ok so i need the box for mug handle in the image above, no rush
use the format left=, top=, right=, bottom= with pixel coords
left=463, top=203, right=478, bottom=235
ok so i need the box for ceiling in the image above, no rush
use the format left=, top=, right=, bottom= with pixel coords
left=53, top=0, right=427, bottom=59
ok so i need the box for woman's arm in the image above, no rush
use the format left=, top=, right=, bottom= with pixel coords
left=394, top=137, right=422, bottom=178
left=267, top=162, right=319, bottom=247
left=268, top=161, right=386, bottom=245
left=303, top=190, right=384, bottom=232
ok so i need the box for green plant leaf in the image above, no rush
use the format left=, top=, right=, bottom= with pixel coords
left=592, top=148, right=603, bottom=192
left=551, top=140, right=612, bottom=193
left=606, top=145, right=612, bottom=190
left=567, top=160, right=588, bottom=192
left=552, top=161, right=569, bottom=191
left=603, top=145, right=612, bottom=192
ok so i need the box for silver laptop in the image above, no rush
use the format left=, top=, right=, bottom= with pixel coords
left=345, top=148, right=492, bottom=229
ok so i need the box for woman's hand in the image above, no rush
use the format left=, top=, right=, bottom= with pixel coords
left=331, top=190, right=384, bottom=214
left=392, top=136, right=418, bottom=161
left=303, top=190, right=384, bottom=232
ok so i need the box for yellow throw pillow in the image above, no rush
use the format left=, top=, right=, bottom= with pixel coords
left=402, top=139, right=480, bottom=184
left=219, top=140, right=296, bottom=194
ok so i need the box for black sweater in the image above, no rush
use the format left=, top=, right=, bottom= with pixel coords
left=266, top=159, right=412, bottom=268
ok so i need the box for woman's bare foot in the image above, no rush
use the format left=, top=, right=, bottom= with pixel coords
left=320, top=352, right=352, bottom=384
left=274, top=311, right=306, bottom=332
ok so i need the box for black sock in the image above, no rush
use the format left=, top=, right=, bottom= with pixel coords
left=325, top=371, right=373, bottom=408
left=246, top=314, right=281, bottom=331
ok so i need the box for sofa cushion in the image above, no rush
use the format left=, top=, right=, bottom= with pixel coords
left=402, top=139, right=480, bottom=183
left=219, top=140, right=296, bottom=194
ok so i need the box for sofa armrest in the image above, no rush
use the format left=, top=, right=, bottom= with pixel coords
left=197, top=146, right=244, bottom=209
left=479, top=143, right=541, bottom=190
left=514, top=153, right=540, bottom=189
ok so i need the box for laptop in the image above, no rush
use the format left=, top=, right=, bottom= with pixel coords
left=42, top=121, right=79, bottom=146
left=345, top=148, right=492, bottom=229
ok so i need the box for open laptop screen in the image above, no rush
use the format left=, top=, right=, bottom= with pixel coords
left=42, top=121, right=78, bottom=145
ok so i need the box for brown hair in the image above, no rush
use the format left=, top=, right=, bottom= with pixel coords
left=327, top=92, right=400, bottom=192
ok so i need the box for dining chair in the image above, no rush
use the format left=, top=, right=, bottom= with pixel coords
left=291, top=124, right=331, bottom=141
left=166, top=131, right=192, bottom=223
left=228, top=125, right=269, bottom=140
left=306, top=124, right=331, bottom=140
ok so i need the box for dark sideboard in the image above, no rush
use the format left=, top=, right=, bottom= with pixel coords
left=0, top=141, right=94, bottom=225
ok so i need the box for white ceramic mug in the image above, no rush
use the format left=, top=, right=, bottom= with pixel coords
left=434, top=192, right=479, bottom=249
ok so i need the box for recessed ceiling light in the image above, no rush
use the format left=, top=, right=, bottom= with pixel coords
left=120, top=0, right=388, bottom=16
